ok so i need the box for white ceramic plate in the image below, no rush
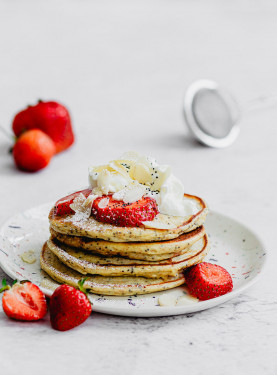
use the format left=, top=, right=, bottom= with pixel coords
left=0, top=204, right=266, bottom=317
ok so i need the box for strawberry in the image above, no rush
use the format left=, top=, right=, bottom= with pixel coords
left=49, top=279, right=92, bottom=331
left=13, top=129, right=55, bottom=172
left=185, top=262, right=233, bottom=301
left=12, top=100, right=74, bottom=154
left=54, top=189, right=92, bottom=216
left=91, top=195, right=159, bottom=227
left=0, top=279, right=47, bottom=321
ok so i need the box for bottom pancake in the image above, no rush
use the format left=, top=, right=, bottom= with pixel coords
left=40, top=243, right=186, bottom=296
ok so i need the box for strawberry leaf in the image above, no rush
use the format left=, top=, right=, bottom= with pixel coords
left=0, top=279, right=11, bottom=293
left=78, top=278, right=89, bottom=296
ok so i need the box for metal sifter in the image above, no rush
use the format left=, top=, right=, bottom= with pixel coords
left=183, top=79, right=276, bottom=148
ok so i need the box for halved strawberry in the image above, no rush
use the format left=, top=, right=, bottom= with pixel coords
left=0, top=279, right=47, bottom=321
left=184, top=262, right=233, bottom=301
left=54, top=189, right=92, bottom=216
left=91, top=195, right=159, bottom=227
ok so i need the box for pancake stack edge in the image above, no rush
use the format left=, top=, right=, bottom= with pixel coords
left=40, top=200, right=209, bottom=296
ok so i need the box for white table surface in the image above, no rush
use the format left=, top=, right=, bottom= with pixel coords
left=0, top=1, right=276, bottom=374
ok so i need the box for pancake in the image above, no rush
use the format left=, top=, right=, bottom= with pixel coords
left=46, top=234, right=209, bottom=279
left=40, top=243, right=186, bottom=296
left=49, top=194, right=208, bottom=243
left=49, top=225, right=205, bottom=261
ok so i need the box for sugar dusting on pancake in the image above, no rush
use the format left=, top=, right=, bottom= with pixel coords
left=46, top=235, right=210, bottom=279
left=49, top=225, right=206, bottom=261
left=40, top=243, right=186, bottom=296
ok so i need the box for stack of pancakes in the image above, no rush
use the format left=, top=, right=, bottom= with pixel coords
left=40, top=194, right=209, bottom=296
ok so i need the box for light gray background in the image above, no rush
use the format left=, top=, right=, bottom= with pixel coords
left=0, top=1, right=276, bottom=374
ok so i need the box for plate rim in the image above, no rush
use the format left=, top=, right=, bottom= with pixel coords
left=0, top=204, right=267, bottom=317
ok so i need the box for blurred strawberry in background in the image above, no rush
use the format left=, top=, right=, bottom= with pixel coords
left=10, top=100, right=75, bottom=172
left=13, top=129, right=56, bottom=172
left=12, top=100, right=75, bottom=154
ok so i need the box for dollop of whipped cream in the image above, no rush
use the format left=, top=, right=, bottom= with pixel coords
left=88, top=151, right=199, bottom=217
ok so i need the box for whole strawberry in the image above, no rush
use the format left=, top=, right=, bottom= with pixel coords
left=0, top=279, right=47, bottom=321
left=13, top=129, right=55, bottom=172
left=12, top=100, right=74, bottom=154
left=50, top=279, right=92, bottom=331
left=185, top=262, right=233, bottom=301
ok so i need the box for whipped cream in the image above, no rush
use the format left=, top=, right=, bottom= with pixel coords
left=88, top=151, right=199, bottom=217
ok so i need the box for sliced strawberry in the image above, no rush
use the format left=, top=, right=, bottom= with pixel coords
left=50, top=280, right=92, bottom=331
left=185, top=262, right=233, bottom=301
left=54, top=189, right=92, bottom=216
left=1, top=280, right=47, bottom=321
left=91, top=195, right=159, bottom=227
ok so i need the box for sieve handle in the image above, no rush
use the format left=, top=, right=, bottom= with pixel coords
left=243, top=93, right=277, bottom=113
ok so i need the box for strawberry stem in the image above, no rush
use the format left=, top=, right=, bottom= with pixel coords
left=78, top=278, right=88, bottom=295
left=0, top=279, right=11, bottom=293
left=0, top=125, right=16, bottom=142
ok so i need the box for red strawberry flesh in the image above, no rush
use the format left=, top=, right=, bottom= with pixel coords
left=2, top=282, right=47, bottom=321
left=185, top=262, right=233, bottom=301
left=91, top=195, right=159, bottom=227
left=54, top=189, right=92, bottom=216
left=54, top=189, right=159, bottom=227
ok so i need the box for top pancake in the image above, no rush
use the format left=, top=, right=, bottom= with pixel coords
left=49, top=193, right=208, bottom=243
